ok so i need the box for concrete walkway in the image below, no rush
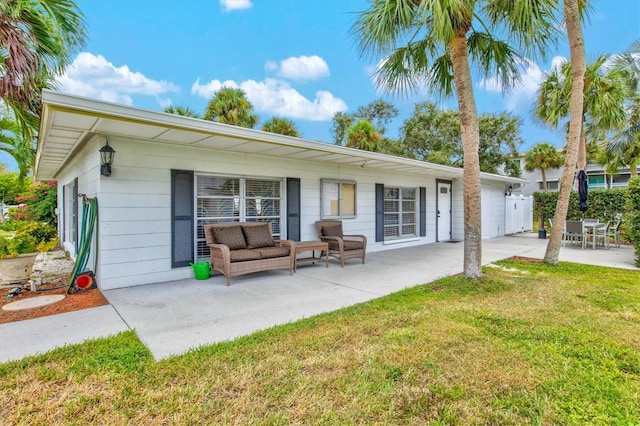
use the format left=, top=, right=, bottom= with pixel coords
left=1, top=234, right=637, bottom=363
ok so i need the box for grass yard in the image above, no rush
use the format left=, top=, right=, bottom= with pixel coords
left=1, top=259, right=638, bottom=424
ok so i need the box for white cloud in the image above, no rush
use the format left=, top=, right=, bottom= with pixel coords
left=219, top=0, right=252, bottom=12
left=57, top=52, right=179, bottom=105
left=192, top=77, right=347, bottom=121
left=190, top=78, right=239, bottom=98
left=480, top=59, right=545, bottom=112
left=268, top=55, right=330, bottom=81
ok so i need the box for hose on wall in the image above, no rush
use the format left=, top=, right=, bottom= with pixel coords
left=67, top=195, right=98, bottom=294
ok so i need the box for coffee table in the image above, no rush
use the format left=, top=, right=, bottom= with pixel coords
left=294, top=241, right=329, bottom=271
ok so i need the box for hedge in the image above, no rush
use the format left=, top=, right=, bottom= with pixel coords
left=533, top=188, right=627, bottom=225
left=624, top=177, right=640, bottom=265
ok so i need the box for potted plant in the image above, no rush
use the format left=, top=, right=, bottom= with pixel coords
left=0, top=221, right=58, bottom=285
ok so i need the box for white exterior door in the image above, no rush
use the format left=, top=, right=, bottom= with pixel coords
left=437, top=181, right=452, bottom=241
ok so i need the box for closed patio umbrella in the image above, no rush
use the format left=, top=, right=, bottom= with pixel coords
left=577, top=170, right=588, bottom=212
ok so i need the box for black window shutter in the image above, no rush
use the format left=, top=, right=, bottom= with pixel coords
left=375, top=183, right=384, bottom=242
left=420, top=186, right=426, bottom=237
left=171, top=170, right=194, bottom=268
left=286, top=177, right=301, bottom=241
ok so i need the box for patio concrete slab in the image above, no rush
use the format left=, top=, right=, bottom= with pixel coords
left=1, top=234, right=637, bottom=363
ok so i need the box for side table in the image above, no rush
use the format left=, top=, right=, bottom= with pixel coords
left=294, top=241, right=329, bottom=272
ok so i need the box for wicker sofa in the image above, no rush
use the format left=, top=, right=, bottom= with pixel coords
left=203, top=222, right=295, bottom=286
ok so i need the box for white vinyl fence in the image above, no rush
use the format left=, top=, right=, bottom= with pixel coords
left=505, top=195, right=533, bottom=235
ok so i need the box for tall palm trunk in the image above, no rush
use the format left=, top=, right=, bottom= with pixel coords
left=451, top=34, right=482, bottom=278
left=544, top=0, right=586, bottom=264
left=541, top=168, right=548, bottom=191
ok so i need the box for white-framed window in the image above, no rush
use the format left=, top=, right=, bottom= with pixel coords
left=538, top=180, right=559, bottom=190
left=384, top=187, right=417, bottom=241
left=320, top=179, right=356, bottom=219
left=195, top=174, right=282, bottom=259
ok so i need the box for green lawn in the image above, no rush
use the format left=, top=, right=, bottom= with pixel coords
left=1, top=259, right=638, bottom=424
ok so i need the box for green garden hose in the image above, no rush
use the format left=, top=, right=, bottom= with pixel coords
left=67, top=196, right=98, bottom=293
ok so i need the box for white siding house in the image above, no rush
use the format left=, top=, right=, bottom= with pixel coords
left=36, top=91, right=523, bottom=290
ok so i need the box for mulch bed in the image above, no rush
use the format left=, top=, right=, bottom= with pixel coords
left=0, top=279, right=109, bottom=324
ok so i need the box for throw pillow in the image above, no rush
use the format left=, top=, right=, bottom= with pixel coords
left=214, top=226, right=247, bottom=250
left=322, top=224, right=343, bottom=237
left=242, top=223, right=275, bottom=249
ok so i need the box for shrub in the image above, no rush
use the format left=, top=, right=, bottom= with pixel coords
left=534, top=189, right=627, bottom=226
left=624, top=177, right=640, bottom=265
left=0, top=221, right=58, bottom=257
left=13, top=180, right=58, bottom=227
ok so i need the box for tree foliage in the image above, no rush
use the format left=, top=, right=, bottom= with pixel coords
left=0, top=109, right=35, bottom=178
left=261, top=117, right=301, bottom=137
left=400, top=102, right=523, bottom=176
left=163, top=105, right=200, bottom=118
left=204, top=87, right=259, bottom=128
left=331, top=99, right=398, bottom=146
left=346, top=119, right=381, bottom=152
left=0, top=0, right=86, bottom=136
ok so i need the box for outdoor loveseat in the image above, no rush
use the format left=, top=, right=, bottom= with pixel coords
left=204, top=222, right=295, bottom=285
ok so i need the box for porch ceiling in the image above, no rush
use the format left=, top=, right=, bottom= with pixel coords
left=36, top=90, right=523, bottom=185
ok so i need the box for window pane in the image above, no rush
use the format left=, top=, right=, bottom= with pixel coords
left=384, top=213, right=399, bottom=225
left=384, top=226, right=399, bottom=238
left=402, top=188, right=416, bottom=199
left=402, top=225, right=416, bottom=235
left=197, top=176, right=239, bottom=196
left=402, top=213, right=415, bottom=224
left=246, top=179, right=280, bottom=198
left=385, top=188, right=399, bottom=199
left=384, top=200, right=399, bottom=212
left=198, top=198, right=238, bottom=218
left=322, top=181, right=339, bottom=216
left=342, top=183, right=356, bottom=216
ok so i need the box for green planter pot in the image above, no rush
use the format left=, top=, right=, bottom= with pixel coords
left=0, top=252, right=39, bottom=286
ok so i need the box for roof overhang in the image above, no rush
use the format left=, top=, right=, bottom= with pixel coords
left=36, top=90, right=525, bottom=185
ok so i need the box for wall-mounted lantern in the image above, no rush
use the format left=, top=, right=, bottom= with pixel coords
left=504, top=185, right=513, bottom=196
left=99, top=139, right=116, bottom=177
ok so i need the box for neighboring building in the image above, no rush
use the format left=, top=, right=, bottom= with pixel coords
left=513, top=154, right=632, bottom=197
left=36, top=90, right=523, bottom=290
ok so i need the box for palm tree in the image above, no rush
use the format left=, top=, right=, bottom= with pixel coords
left=346, top=119, right=381, bottom=152
left=163, top=105, right=200, bottom=118
left=0, top=112, right=35, bottom=178
left=203, top=87, right=259, bottom=128
left=352, top=0, right=557, bottom=278
left=524, top=142, right=565, bottom=190
left=541, top=0, right=588, bottom=265
left=607, top=39, right=640, bottom=176
left=261, top=117, right=301, bottom=137
left=0, top=0, right=86, bottom=135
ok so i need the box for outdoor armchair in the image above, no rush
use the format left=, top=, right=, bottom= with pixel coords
left=315, top=220, right=367, bottom=267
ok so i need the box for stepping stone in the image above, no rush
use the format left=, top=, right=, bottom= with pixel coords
left=2, top=295, right=65, bottom=311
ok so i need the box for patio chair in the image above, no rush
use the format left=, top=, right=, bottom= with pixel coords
left=607, top=219, right=622, bottom=248
left=315, top=220, right=367, bottom=267
left=563, top=220, right=585, bottom=249
left=593, top=221, right=610, bottom=249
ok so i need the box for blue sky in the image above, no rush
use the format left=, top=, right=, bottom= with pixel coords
left=22, top=0, right=640, bottom=171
